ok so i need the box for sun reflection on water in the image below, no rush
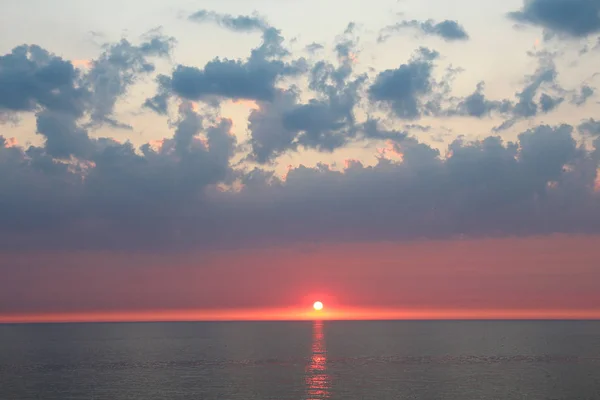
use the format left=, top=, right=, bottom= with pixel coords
left=305, top=320, right=330, bottom=399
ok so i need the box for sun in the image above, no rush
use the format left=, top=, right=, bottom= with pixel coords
left=313, top=301, right=324, bottom=311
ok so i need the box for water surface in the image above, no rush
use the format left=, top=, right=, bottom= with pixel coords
left=1, top=320, right=599, bottom=399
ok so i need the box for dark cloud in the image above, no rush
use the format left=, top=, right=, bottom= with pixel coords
left=517, top=124, right=577, bottom=183
left=452, top=82, right=513, bottom=118
left=508, top=0, right=600, bottom=37
left=344, top=22, right=357, bottom=35
left=0, top=35, right=238, bottom=249
left=539, top=93, right=563, bottom=112
left=287, top=47, right=366, bottom=150
left=449, top=49, right=589, bottom=125
left=361, top=119, right=407, bottom=142
left=379, top=19, right=469, bottom=42
left=494, top=52, right=564, bottom=131
left=249, top=27, right=292, bottom=60
left=282, top=101, right=349, bottom=150
left=368, top=47, right=441, bottom=119
left=246, top=74, right=362, bottom=163
left=578, top=118, right=600, bottom=135
left=0, top=35, right=174, bottom=129
left=246, top=91, right=403, bottom=164
left=188, top=10, right=291, bottom=62
left=1, top=19, right=600, bottom=254
left=189, top=10, right=269, bottom=32
left=404, top=123, right=431, bottom=132
left=1, top=118, right=598, bottom=252
left=171, top=103, right=204, bottom=153
left=247, top=29, right=369, bottom=163
left=571, top=85, right=594, bottom=105
left=512, top=64, right=558, bottom=117
left=0, top=45, right=86, bottom=116
left=247, top=90, right=300, bottom=164
left=0, top=108, right=237, bottom=251
left=220, top=124, right=599, bottom=247
left=35, top=111, right=94, bottom=159
left=146, top=14, right=301, bottom=111
left=84, top=33, right=175, bottom=129
left=305, top=43, right=324, bottom=53
left=142, top=75, right=171, bottom=115
left=167, top=60, right=283, bottom=102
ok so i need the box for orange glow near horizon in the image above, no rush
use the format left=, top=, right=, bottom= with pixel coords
left=2, top=235, right=600, bottom=324
left=2, top=307, right=600, bottom=324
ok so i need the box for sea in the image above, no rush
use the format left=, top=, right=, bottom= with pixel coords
left=1, top=320, right=599, bottom=399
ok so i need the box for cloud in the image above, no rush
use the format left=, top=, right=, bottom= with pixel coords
left=493, top=51, right=565, bottom=131
left=512, top=61, right=559, bottom=117
left=0, top=34, right=174, bottom=130
left=368, top=47, right=441, bottom=119
left=1, top=16, right=599, bottom=253
left=246, top=70, right=364, bottom=163
left=448, top=49, right=589, bottom=124
left=35, top=111, right=94, bottom=159
left=305, top=43, right=324, bottom=53
left=578, top=118, right=600, bottom=135
left=246, top=92, right=405, bottom=164
left=189, top=10, right=269, bottom=32
left=146, top=14, right=302, bottom=112
left=571, top=85, right=594, bottom=105
left=5, top=110, right=236, bottom=250
left=247, top=28, right=369, bottom=163
left=284, top=45, right=367, bottom=150
left=221, top=124, right=598, bottom=246
left=0, top=45, right=86, bottom=116
left=84, top=33, right=175, bottom=129
left=168, top=60, right=284, bottom=102
left=1, top=118, right=598, bottom=252
left=539, top=92, right=563, bottom=112
left=142, top=75, right=171, bottom=114
left=0, top=37, right=238, bottom=249
left=508, top=0, right=600, bottom=37
left=452, top=82, right=513, bottom=118
left=379, top=19, right=469, bottom=42
left=247, top=90, right=300, bottom=164
left=361, top=119, right=408, bottom=142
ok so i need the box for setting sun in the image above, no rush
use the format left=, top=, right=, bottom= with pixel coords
left=313, top=301, right=324, bottom=311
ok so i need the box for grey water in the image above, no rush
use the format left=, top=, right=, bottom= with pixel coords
left=1, top=320, right=600, bottom=399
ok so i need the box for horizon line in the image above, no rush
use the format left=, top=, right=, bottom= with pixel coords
left=3, top=308, right=600, bottom=324
left=2, top=318, right=600, bottom=325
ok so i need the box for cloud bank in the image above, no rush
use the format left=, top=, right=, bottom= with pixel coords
left=1, top=8, right=599, bottom=253
left=509, top=0, right=600, bottom=37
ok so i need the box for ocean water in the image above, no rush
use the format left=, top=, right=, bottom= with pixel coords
left=1, top=321, right=599, bottom=399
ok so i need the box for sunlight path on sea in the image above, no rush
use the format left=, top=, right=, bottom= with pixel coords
left=306, top=320, right=330, bottom=399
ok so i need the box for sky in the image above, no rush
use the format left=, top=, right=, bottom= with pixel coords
left=1, top=0, right=600, bottom=322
